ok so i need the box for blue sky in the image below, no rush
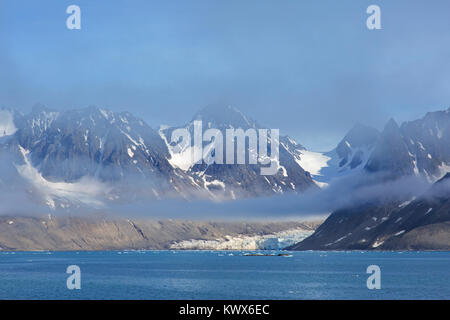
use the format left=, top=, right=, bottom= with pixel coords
left=1, top=0, right=450, bottom=150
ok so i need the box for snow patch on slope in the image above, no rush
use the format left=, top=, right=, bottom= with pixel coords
left=159, top=128, right=202, bottom=171
left=0, top=110, right=17, bottom=137
left=296, top=150, right=330, bottom=176
left=168, top=144, right=203, bottom=171
left=15, top=146, right=109, bottom=209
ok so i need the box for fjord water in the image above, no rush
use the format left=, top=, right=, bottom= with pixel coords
left=0, top=251, right=448, bottom=299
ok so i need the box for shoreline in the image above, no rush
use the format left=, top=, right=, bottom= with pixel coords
left=0, top=216, right=322, bottom=251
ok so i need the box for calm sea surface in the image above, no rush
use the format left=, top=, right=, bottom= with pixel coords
left=0, top=250, right=448, bottom=299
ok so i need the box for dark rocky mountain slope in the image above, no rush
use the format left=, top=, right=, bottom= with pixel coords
left=288, top=173, right=450, bottom=250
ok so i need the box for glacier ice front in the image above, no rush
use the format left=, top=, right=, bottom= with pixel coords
left=170, top=228, right=314, bottom=250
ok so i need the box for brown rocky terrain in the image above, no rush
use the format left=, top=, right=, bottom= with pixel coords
left=0, top=216, right=321, bottom=251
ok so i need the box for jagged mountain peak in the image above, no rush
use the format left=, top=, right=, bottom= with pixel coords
left=158, top=104, right=317, bottom=196
left=192, top=104, right=259, bottom=129
left=346, top=123, right=379, bottom=141
left=384, top=118, right=401, bottom=132
left=365, top=118, right=415, bottom=178
left=26, top=104, right=59, bottom=125
left=336, top=123, right=379, bottom=155
left=42, top=106, right=151, bottom=134
left=31, top=103, right=54, bottom=114
left=282, top=135, right=305, bottom=150
left=329, top=122, right=381, bottom=171
left=62, top=105, right=113, bottom=121
left=401, top=108, right=450, bottom=129
left=2, top=104, right=450, bottom=209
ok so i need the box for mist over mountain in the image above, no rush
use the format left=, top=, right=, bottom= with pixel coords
left=159, top=104, right=317, bottom=199
left=289, top=173, right=450, bottom=250
left=0, top=104, right=449, bottom=225
left=286, top=108, right=450, bottom=250
left=0, top=104, right=319, bottom=212
left=312, top=108, right=450, bottom=185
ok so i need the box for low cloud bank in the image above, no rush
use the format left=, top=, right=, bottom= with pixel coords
left=0, top=147, right=442, bottom=221
left=104, top=171, right=433, bottom=220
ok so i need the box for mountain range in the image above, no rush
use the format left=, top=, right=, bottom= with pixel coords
left=0, top=104, right=318, bottom=210
left=0, top=104, right=449, bottom=250
left=1, top=105, right=449, bottom=212
left=286, top=108, right=450, bottom=250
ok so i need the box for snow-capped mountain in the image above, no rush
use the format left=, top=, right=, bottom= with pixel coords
left=290, top=108, right=450, bottom=184
left=0, top=104, right=317, bottom=209
left=288, top=108, right=450, bottom=251
left=278, top=123, right=382, bottom=186
left=15, top=105, right=174, bottom=182
left=0, top=105, right=204, bottom=209
left=312, top=123, right=380, bottom=184
left=1, top=104, right=449, bottom=211
left=398, top=108, right=450, bottom=178
left=159, top=105, right=318, bottom=198
left=365, top=108, right=450, bottom=181
left=365, top=118, right=416, bottom=178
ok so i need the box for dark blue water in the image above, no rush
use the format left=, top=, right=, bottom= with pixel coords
left=0, top=250, right=448, bottom=299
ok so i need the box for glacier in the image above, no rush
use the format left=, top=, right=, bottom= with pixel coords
left=170, top=227, right=314, bottom=250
